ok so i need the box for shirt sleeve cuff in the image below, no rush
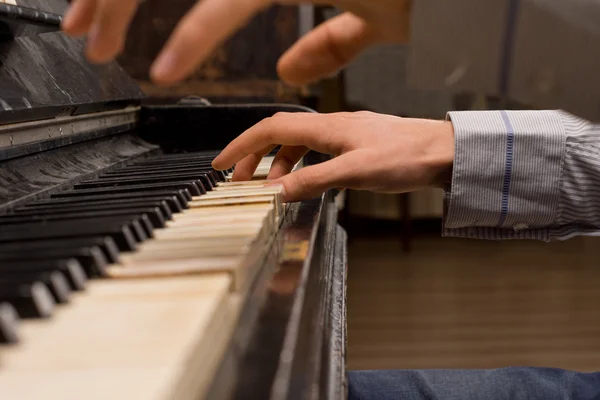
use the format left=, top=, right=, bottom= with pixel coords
left=442, top=110, right=566, bottom=240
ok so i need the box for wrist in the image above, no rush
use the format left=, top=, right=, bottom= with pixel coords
left=429, top=120, right=454, bottom=190
left=433, top=162, right=453, bottom=190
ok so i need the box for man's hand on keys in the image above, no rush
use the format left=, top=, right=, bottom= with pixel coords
left=61, top=0, right=411, bottom=86
left=212, top=112, right=454, bottom=203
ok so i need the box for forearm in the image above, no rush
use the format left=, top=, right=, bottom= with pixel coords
left=443, top=110, right=600, bottom=241
left=406, top=0, right=600, bottom=123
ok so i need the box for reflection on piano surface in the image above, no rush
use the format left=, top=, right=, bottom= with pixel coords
left=0, top=2, right=347, bottom=399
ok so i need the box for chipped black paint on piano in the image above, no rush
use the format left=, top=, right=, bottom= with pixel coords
left=0, top=2, right=347, bottom=400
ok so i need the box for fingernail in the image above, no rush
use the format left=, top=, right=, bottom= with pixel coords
left=266, top=182, right=286, bottom=197
left=211, top=158, right=226, bottom=171
left=151, top=52, right=176, bottom=81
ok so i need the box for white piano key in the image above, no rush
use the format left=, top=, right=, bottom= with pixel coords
left=0, top=275, right=239, bottom=400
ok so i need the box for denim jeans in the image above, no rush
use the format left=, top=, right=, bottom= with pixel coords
left=347, top=367, right=600, bottom=400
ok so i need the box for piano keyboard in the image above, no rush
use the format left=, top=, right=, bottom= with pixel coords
left=0, top=151, right=290, bottom=400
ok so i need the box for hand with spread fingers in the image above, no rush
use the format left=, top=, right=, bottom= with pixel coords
left=60, top=0, right=411, bottom=86
left=211, top=112, right=454, bottom=203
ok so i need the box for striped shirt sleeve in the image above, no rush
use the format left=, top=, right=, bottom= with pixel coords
left=442, top=110, right=600, bottom=241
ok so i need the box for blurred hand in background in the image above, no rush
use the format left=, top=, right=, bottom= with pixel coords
left=61, top=0, right=411, bottom=86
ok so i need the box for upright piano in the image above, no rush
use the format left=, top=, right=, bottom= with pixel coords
left=0, top=2, right=348, bottom=399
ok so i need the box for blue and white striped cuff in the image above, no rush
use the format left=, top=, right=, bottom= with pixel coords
left=442, top=110, right=566, bottom=234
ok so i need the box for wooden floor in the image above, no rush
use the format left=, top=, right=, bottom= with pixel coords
left=346, top=233, right=600, bottom=372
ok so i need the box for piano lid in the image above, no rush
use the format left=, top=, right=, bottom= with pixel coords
left=0, top=0, right=145, bottom=127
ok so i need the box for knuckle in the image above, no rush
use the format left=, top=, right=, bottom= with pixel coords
left=296, top=173, right=312, bottom=193
left=262, top=113, right=283, bottom=128
left=260, top=113, right=289, bottom=140
left=262, top=127, right=275, bottom=144
left=271, top=111, right=290, bottom=120
left=291, top=170, right=313, bottom=194
left=354, top=110, right=375, bottom=117
left=334, top=111, right=353, bottom=119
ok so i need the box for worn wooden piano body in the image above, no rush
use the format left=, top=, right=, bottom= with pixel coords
left=0, top=2, right=348, bottom=399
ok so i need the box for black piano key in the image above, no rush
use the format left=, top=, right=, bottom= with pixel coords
left=91, top=172, right=215, bottom=190
left=82, top=237, right=120, bottom=265
left=107, top=165, right=226, bottom=178
left=60, top=217, right=148, bottom=243
left=0, top=247, right=107, bottom=278
left=142, top=161, right=230, bottom=174
left=102, top=168, right=222, bottom=186
left=0, top=302, right=19, bottom=344
left=72, top=178, right=206, bottom=196
left=130, top=161, right=232, bottom=176
left=126, top=219, right=144, bottom=242
left=4, top=207, right=167, bottom=229
left=0, top=221, right=137, bottom=252
left=44, top=272, right=72, bottom=304
left=75, top=174, right=211, bottom=192
left=117, top=167, right=220, bottom=181
left=133, top=215, right=154, bottom=240
left=0, top=259, right=87, bottom=291
left=21, top=200, right=173, bottom=221
left=0, top=281, right=55, bottom=319
left=77, top=173, right=206, bottom=185
left=137, top=156, right=223, bottom=164
left=121, top=162, right=229, bottom=177
left=103, top=167, right=212, bottom=176
left=105, top=161, right=216, bottom=170
left=104, top=162, right=217, bottom=174
left=200, top=170, right=221, bottom=186
left=186, top=169, right=226, bottom=183
left=43, top=192, right=184, bottom=212
left=207, top=171, right=221, bottom=185
left=141, top=209, right=168, bottom=230
left=0, top=272, right=72, bottom=304
left=133, top=154, right=217, bottom=163
left=146, top=150, right=219, bottom=156
left=204, top=169, right=226, bottom=182
left=0, top=237, right=120, bottom=264
left=53, top=183, right=196, bottom=199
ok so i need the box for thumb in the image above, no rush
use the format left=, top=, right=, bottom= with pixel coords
left=277, top=12, right=377, bottom=86
left=271, top=154, right=356, bottom=202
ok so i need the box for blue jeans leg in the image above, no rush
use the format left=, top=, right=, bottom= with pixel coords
left=347, top=367, right=600, bottom=400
